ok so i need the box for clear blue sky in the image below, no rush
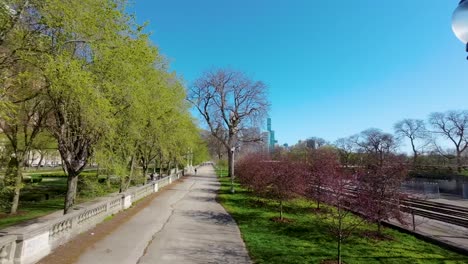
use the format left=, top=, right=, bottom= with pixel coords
left=132, top=0, right=468, bottom=146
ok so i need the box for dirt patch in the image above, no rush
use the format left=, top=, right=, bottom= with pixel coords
left=37, top=178, right=184, bottom=264
left=0, top=211, right=27, bottom=219
left=270, top=217, right=294, bottom=223
left=361, top=230, right=395, bottom=241
left=321, top=260, right=346, bottom=264
left=248, top=199, right=268, bottom=207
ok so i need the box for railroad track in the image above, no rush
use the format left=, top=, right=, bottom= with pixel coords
left=323, top=186, right=468, bottom=228
left=401, top=199, right=468, bottom=229
left=344, top=187, right=468, bottom=228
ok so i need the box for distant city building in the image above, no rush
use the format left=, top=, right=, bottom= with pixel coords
left=266, top=118, right=278, bottom=152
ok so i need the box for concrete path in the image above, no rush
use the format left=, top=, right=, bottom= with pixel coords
left=75, top=165, right=251, bottom=264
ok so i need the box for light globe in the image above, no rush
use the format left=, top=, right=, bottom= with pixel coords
left=453, top=0, right=468, bottom=44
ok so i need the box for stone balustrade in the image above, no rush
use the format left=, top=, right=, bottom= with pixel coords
left=0, top=166, right=198, bottom=264
left=0, top=235, right=16, bottom=264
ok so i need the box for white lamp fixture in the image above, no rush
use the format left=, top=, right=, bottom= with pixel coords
left=453, top=0, right=468, bottom=58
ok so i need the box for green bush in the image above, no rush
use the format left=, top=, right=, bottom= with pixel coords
left=78, top=175, right=108, bottom=198
left=0, top=181, right=11, bottom=212
left=20, top=193, right=48, bottom=202
left=130, top=173, right=146, bottom=186
left=97, top=175, right=120, bottom=185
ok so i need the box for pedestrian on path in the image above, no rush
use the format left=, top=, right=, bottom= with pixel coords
left=195, top=168, right=197, bottom=175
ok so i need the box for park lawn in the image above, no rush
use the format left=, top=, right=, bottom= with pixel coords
left=215, top=166, right=228, bottom=177
left=217, top=176, right=468, bottom=264
left=0, top=198, right=64, bottom=229
left=0, top=195, right=117, bottom=230
left=0, top=171, right=119, bottom=230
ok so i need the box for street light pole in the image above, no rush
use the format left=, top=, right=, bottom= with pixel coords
left=230, top=147, right=235, bottom=193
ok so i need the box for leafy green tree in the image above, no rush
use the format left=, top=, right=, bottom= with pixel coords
left=0, top=0, right=54, bottom=213
left=33, top=0, right=162, bottom=213
left=1, top=0, right=206, bottom=215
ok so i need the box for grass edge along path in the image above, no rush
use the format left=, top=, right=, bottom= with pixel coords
left=216, top=174, right=468, bottom=264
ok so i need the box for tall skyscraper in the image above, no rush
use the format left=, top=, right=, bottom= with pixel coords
left=266, top=118, right=277, bottom=152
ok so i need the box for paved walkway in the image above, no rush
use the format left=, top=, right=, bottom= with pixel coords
left=75, top=165, right=251, bottom=264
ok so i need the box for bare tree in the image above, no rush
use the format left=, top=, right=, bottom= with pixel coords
left=188, top=69, right=269, bottom=192
left=394, top=119, right=428, bottom=165
left=334, top=136, right=356, bottom=168
left=201, top=130, right=227, bottom=160
left=354, top=128, right=398, bottom=166
left=305, top=148, right=340, bottom=210
left=322, top=169, right=362, bottom=264
left=305, top=137, right=328, bottom=149
left=429, top=110, right=468, bottom=172
left=357, top=155, right=408, bottom=234
left=238, top=127, right=264, bottom=155
left=261, top=158, right=306, bottom=220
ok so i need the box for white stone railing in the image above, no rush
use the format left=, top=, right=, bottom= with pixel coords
left=0, top=235, right=16, bottom=264
left=0, top=166, right=200, bottom=264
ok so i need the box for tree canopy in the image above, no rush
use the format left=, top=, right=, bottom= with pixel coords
left=0, top=0, right=208, bottom=214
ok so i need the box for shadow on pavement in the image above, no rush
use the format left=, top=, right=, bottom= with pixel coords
left=181, top=210, right=235, bottom=226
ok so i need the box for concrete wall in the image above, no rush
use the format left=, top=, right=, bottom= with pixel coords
left=0, top=167, right=197, bottom=264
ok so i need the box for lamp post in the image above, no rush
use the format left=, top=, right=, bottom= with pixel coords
left=230, top=147, right=236, bottom=193
left=230, top=145, right=240, bottom=194
left=452, top=0, right=468, bottom=59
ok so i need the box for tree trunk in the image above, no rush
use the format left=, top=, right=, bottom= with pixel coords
left=167, top=160, right=172, bottom=176
left=7, top=155, right=23, bottom=214
left=142, top=163, right=148, bottom=184
left=338, top=235, right=342, bottom=264
left=38, top=151, right=45, bottom=169
left=57, top=147, right=88, bottom=214
left=10, top=168, right=22, bottom=214
left=125, top=155, right=135, bottom=191
left=64, top=172, right=79, bottom=214
left=159, top=156, right=163, bottom=175
left=338, top=213, right=343, bottom=264
left=413, top=153, right=418, bottom=167
left=410, top=139, right=418, bottom=167
left=457, top=152, right=463, bottom=173
left=119, top=174, right=125, bottom=193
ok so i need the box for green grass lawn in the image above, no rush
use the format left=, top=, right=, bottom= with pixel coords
left=0, top=171, right=120, bottom=230
left=0, top=198, right=64, bottom=229
left=217, top=176, right=468, bottom=264
left=215, top=167, right=228, bottom=177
